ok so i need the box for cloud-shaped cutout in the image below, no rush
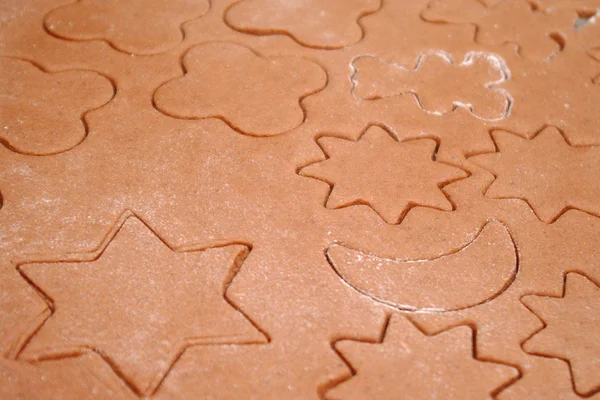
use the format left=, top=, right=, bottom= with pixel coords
left=0, top=58, right=115, bottom=155
left=225, top=0, right=381, bottom=49
left=44, top=0, right=209, bottom=55
left=153, top=42, right=326, bottom=136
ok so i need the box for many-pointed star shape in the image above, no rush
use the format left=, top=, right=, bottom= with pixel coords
left=299, top=126, right=468, bottom=224
left=17, top=213, right=266, bottom=396
left=327, top=316, right=518, bottom=399
left=470, top=127, right=600, bottom=223
left=522, top=273, right=600, bottom=397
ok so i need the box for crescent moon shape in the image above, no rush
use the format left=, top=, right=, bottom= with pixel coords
left=326, top=221, right=518, bottom=312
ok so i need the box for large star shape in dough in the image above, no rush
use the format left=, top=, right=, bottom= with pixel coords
left=300, top=126, right=468, bottom=224
left=470, top=127, right=600, bottom=222
left=18, top=213, right=266, bottom=396
left=327, top=316, right=518, bottom=399
left=522, top=273, right=600, bottom=396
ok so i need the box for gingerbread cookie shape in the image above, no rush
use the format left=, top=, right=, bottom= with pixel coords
left=44, top=0, right=210, bottom=55
left=327, top=316, right=519, bottom=399
left=327, top=221, right=518, bottom=312
left=422, top=0, right=576, bottom=60
left=352, top=52, right=510, bottom=120
left=17, top=213, right=267, bottom=396
left=470, top=127, right=600, bottom=223
left=225, top=0, right=381, bottom=49
left=522, top=272, right=600, bottom=396
left=153, top=42, right=326, bottom=136
left=0, top=57, right=114, bottom=155
left=299, top=126, right=468, bottom=224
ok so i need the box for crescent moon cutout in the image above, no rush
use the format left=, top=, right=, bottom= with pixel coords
left=326, top=221, right=518, bottom=312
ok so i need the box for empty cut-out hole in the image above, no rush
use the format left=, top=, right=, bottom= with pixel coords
left=574, top=10, right=597, bottom=30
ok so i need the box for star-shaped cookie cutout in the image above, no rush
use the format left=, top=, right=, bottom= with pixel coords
left=17, top=213, right=266, bottom=396
left=470, top=127, right=600, bottom=223
left=522, top=272, right=600, bottom=396
left=327, top=316, right=518, bottom=399
left=1, top=354, right=136, bottom=399
left=299, top=126, right=468, bottom=224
